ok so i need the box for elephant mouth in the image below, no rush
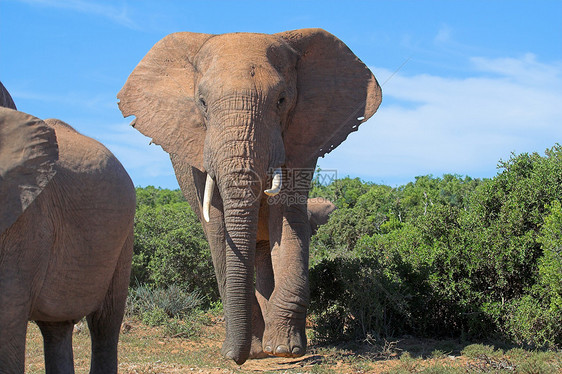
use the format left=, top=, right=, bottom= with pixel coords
left=202, top=167, right=283, bottom=222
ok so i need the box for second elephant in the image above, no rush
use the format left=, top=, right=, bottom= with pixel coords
left=0, top=82, right=135, bottom=373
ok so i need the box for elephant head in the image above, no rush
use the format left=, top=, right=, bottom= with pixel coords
left=0, top=86, right=59, bottom=235
left=118, top=28, right=381, bottom=364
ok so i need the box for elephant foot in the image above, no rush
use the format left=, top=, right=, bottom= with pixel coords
left=249, top=296, right=269, bottom=359
left=249, top=335, right=270, bottom=359
left=262, top=320, right=307, bottom=358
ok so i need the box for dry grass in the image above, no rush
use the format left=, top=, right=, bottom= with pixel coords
left=25, top=319, right=562, bottom=373
left=25, top=319, right=228, bottom=374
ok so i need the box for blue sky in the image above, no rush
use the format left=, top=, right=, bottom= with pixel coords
left=1, top=0, right=561, bottom=188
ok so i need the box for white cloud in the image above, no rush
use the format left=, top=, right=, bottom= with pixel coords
left=319, top=55, right=562, bottom=185
left=15, top=0, right=136, bottom=29
left=471, top=53, right=562, bottom=89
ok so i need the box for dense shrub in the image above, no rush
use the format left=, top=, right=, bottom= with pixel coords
left=537, top=200, right=562, bottom=312
left=309, top=145, right=562, bottom=348
left=135, top=185, right=186, bottom=207
left=132, top=146, right=561, bottom=348
left=501, top=200, right=562, bottom=348
left=310, top=253, right=407, bottom=342
left=133, top=187, right=218, bottom=304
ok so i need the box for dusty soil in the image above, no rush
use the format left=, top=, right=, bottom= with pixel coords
left=26, top=318, right=558, bottom=373
left=114, top=319, right=471, bottom=374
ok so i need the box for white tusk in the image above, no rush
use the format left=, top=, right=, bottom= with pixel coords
left=203, top=173, right=214, bottom=223
left=264, top=167, right=282, bottom=196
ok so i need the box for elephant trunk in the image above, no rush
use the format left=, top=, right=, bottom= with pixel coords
left=204, top=167, right=281, bottom=222
left=217, top=169, right=262, bottom=365
left=204, top=92, right=283, bottom=364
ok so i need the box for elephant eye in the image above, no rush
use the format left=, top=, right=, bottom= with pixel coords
left=199, top=97, right=207, bottom=110
left=277, top=97, right=285, bottom=108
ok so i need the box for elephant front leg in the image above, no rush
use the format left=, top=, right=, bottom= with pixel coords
left=0, top=243, right=41, bottom=373
left=0, top=291, right=30, bottom=372
left=0, top=314, right=27, bottom=374
left=263, top=201, right=310, bottom=357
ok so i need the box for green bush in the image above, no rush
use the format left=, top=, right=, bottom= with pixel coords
left=131, top=147, right=562, bottom=347
left=310, top=254, right=398, bottom=342
left=537, top=200, right=562, bottom=312
left=309, top=145, right=562, bottom=347
left=503, top=295, right=561, bottom=349
left=133, top=187, right=218, bottom=303
left=163, top=316, right=203, bottom=338
left=500, top=200, right=562, bottom=349
left=310, top=225, right=435, bottom=341
left=310, top=175, right=486, bottom=340
left=135, top=185, right=186, bottom=207
left=141, top=307, right=169, bottom=327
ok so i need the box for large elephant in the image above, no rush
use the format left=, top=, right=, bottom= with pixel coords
left=0, top=82, right=136, bottom=373
left=118, top=28, right=381, bottom=364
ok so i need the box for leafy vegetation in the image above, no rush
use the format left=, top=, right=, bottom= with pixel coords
left=131, top=144, right=562, bottom=350
left=129, top=186, right=218, bottom=334
left=133, top=187, right=218, bottom=304
left=125, top=283, right=221, bottom=339
left=309, top=145, right=562, bottom=348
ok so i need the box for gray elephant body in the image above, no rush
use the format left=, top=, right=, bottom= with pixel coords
left=0, top=98, right=135, bottom=373
left=119, top=28, right=381, bottom=364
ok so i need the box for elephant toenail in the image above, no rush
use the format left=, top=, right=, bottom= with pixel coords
left=292, top=346, right=303, bottom=355
left=264, top=345, right=272, bottom=353
left=275, top=345, right=290, bottom=355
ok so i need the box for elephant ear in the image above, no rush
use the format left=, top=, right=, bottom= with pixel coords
left=1, top=81, right=17, bottom=109
left=276, top=28, right=382, bottom=166
left=0, top=107, right=58, bottom=234
left=307, top=197, right=337, bottom=235
left=117, top=32, right=215, bottom=171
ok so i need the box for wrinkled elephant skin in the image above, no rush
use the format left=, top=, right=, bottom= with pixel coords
left=0, top=89, right=136, bottom=374
left=118, top=28, right=381, bottom=364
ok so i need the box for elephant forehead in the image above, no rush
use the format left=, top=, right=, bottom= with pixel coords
left=204, top=32, right=279, bottom=54
left=196, top=33, right=295, bottom=72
